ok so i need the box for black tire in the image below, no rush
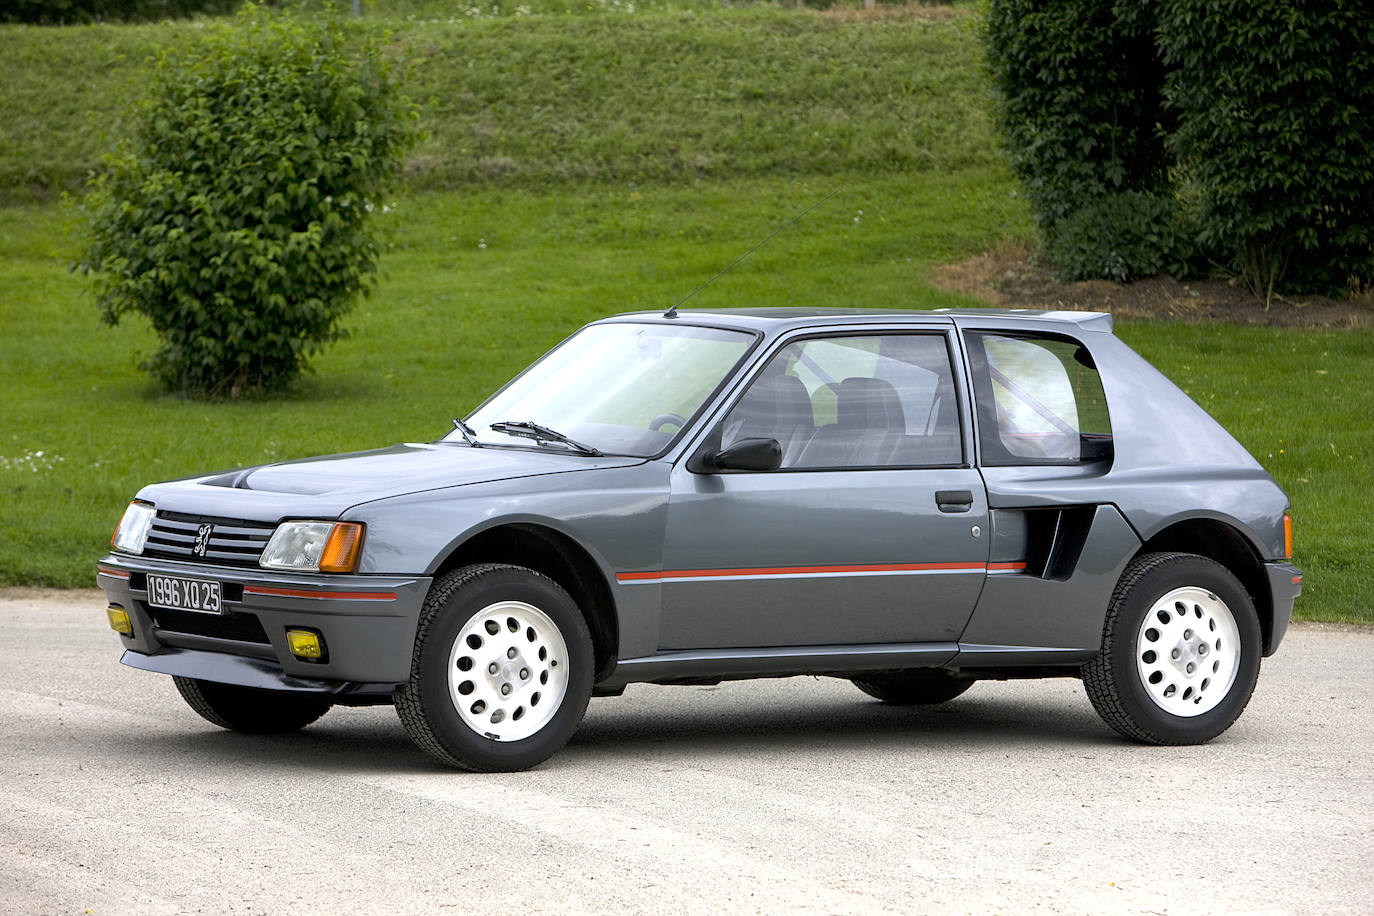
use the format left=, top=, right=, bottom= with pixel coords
left=1082, top=552, right=1262, bottom=745
left=173, top=677, right=333, bottom=734
left=394, top=563, right=594, bottom=772
left=850, top=672, right=974, bottom=705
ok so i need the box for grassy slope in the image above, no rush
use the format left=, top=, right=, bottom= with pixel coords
left=0, top=8, right=1368, bottom=620
left=0, top=9, right=997, bottom=201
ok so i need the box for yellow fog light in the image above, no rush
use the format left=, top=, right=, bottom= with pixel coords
left=107, top=606, right=133, bottom=636
left=286, top=628, right=324, bottom=660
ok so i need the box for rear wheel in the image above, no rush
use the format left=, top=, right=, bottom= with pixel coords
left=395, top=564, right=594, bottom=771
left=173, top=677, right=333, bottom=733
left=1082, top=552, right=1261, bottom=745
left=850, top=672, right=973, bottom=705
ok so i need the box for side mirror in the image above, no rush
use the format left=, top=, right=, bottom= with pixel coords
left=699, top=437, right=782, bottom=473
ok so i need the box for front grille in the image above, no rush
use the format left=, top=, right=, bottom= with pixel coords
left=146, top=605, right=271, bottom=645
left=144, top=512, right=275, bottom=567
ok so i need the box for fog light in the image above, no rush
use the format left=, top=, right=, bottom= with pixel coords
left=286, top=628, right=324, bottom=660
left=107, top=606, right=133, bottom=635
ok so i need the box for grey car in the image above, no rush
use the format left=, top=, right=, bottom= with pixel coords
left=99, top=308, right=1302, bottom=771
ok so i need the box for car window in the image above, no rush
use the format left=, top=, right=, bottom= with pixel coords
left=720, top=333, right=963, bottom=469
left=462, top=323, right=755, bottom=457
left=966, top=332, right=1113, bottom=465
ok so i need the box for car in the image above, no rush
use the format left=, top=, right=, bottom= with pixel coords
left=98, top=307, right=1302, bottom=770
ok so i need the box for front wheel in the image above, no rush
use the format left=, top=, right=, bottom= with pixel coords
left=395, top=564, right=594, bottom=771
left=173, top=677, right=333, bottom=733
left=1082, top=552, right=1262, bottom=745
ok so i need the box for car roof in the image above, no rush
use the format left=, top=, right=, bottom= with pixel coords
left=608, top=307, right=1114, bottom=334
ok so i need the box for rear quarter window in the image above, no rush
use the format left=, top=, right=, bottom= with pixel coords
left=965, top=332, right=1113, bottom=466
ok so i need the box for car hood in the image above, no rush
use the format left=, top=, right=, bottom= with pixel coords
left=137, top=443, right=645, bottom=521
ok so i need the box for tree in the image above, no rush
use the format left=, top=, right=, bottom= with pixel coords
left=986, top=0, right=1374, bottom=296
left=78, top=5, right=419, bottom=398
left=1159, top=0, right=1374, bottom=300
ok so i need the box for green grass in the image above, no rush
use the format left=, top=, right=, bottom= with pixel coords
left=3, top=178, right=1371, bottom=622
left=1, top=4, right=1368, bottom=623
left=0, top=6, right=992, bottom=202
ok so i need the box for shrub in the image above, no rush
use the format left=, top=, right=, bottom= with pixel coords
left=1047, top=191, right=1196, bottom=283
left=77, top=5, right=419, bottom=398
left=1158, top=0, right=1374, bottom=299
left=984, top=0, right=1171, bottom=236
left=2, top=0, right=240, bottom=25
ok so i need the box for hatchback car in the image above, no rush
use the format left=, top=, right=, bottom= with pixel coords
left=99, top=308, right=1301, bottom=770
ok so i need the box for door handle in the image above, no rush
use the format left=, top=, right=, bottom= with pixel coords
left=935, top=490, right=974, bottom=513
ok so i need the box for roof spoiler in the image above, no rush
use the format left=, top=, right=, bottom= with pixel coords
left=937, top=309, right=1115, bottom=333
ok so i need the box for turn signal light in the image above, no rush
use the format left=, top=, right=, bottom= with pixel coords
left=1284, top=511, right=1293, bottom=559
left=107, top=606, right=133, bottom=635
left=319, top=523, right=364, bottom=573
left=286, top=628, right=325, bottom=660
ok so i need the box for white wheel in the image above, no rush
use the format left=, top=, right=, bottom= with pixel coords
left=1134, top=586, right=1240, bottom=717
left=447, top=600, right=570, bottom=742
left=1083, top=552, right=1262, bottom=745
left=395, top=564, right=593, bottom=771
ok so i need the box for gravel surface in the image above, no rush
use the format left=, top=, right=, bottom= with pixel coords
left=3, top=591, right=1371, bottom=915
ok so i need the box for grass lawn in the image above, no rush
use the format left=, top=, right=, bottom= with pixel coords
left=1, top=3, right=1367, bottom=622
left=3, top=174, right=1370, bottom=622
left=1, top=5, right=994, bottom=202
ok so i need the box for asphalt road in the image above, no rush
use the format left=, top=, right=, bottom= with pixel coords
left=2, top=591, right=1371, bottom=915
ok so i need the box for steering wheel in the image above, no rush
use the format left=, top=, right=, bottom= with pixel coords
left=648, top=412, right=687, bottom=432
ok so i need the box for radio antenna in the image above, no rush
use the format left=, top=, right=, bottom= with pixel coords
left=663, top=189, right=840, bottom=319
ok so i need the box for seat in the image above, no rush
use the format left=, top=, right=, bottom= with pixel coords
left=721, top=371, right=815, bottom=466
left=795, top=377, right=906, bottom=468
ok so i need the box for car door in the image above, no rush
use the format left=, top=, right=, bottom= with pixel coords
left=656, top=329, right=990, bottom=650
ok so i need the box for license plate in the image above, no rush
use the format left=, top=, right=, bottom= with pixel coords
left=145, top=574, right=222, bottom=614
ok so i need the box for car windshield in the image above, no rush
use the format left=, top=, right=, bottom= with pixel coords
left=453, top=322, right=755, bottom=457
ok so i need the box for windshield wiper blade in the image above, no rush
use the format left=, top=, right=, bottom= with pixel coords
left=451, top=417, right=482, bottom=448
left=488, top=421, right=602, bottom=456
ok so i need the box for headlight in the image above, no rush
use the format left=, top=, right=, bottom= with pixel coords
left=111, top=501, right=156, bottom=555
left=260, top=521, right=365, bottom=573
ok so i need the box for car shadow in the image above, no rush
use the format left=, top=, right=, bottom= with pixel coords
left=90, top=687, right=1119, bottom=776
left=569, top=692, right=1114, bottom=759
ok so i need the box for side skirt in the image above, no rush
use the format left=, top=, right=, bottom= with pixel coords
left=599, top=642, right=1098, bottom=689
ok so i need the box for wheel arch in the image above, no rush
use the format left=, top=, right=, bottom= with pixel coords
left=1135, top=517, right=1273, bottom=652
left=434, top=523, right=619, bottom=680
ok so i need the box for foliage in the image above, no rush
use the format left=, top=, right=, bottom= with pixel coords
left=984, top=0, right=1170, bottom=236
left=1048, top=192, right=1196, bottom=283
left=987, top=0, right=1374, bottom=296
left=1, top=0, right=238, bottom=24
left=1157, top=0, right=1374, bottom=299
left=76, top=6, right=419, bottom=397
left=0, top=8, right=997, bottom=202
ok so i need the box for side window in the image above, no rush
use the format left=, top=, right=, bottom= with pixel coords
left=966, top=332, right=1113, bottom=466
left=720, top=333, right=963, bottom=469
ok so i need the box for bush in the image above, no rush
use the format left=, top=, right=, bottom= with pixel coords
left=1047, top=191, right=1196, bottom=283
left=1158, top=0, right=1374, bottom=299
left=2, top=0, right=239, bottom=24
left=77, top=5, right=418, bottom=398
left=984, top=0, right=1171, bottom=236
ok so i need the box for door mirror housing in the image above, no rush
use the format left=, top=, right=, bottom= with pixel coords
left=692, top=437, right=783, bottom=473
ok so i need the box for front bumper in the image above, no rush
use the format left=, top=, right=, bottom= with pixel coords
left=97, top=553, right=431, bottom=688
left=1263, top=561, right=1302, bottom=657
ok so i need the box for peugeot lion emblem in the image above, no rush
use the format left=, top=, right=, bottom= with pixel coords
left=192, top=523, right=213, bottom=558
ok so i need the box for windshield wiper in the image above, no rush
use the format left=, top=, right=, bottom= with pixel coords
left=451, top=417, right=482, bottom=448
left=488, top=421, right=603, bottom=456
